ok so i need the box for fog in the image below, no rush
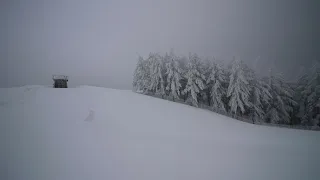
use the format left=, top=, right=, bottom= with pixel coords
left=1, top=0, right=319, bottom=88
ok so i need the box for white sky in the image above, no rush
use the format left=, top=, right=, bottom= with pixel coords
left=1, top=0, right=319, bottom=88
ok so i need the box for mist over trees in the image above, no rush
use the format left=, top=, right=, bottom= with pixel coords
left=133, top=51, right=320, bottom=128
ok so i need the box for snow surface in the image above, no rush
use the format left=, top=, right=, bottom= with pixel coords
left=1, top=86, right=320, bottom=180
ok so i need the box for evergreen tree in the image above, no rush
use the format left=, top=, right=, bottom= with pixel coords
left=177, top=56, right=188, bottom=102
left=265, top=71, right=297, bottom=124
left=133, top=56, right=150, bottom=93
left=227, top=59, right=252, bottom=116
left=162, top=51, right=173, bottom=95
left=165, top=52, right=182, bottom=101
left=206, top=60, right=227, bottom=111
left=247, top=70, right=272, bottom=123
left=298, top=61, right=320, bottom=127
left=148, top=53, right=166, bottom=98
left=198, top=58, right=212, bottom=106
left=183, top=53, right=205, bottom=107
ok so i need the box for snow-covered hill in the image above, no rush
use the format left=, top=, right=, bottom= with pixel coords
left=1, top=86, right=320, bottom=180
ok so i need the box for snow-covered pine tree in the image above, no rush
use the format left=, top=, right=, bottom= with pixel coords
left=295, top=67, right=310, bottom=124
left=162, top=51, right=173, bottom=96
left=183, top=53, right=205, bottom=107
left=197, top=57, right=212, bottom=106
left=265, top=71, right=297, bottom=124
left=206, top=60, right=227, bottom=111
left=178, top=56, right=188, bottom=102
left=247, top=69, right=272, bottom=123
left=148, top=53, right=166, bottom=98
left=133, top=56, right=150, bottom=93
left=298, top=61, right=320, bottom=127
left=165, top=52, right=182, bottom=101
left=227, top=59, right=252, bottom=116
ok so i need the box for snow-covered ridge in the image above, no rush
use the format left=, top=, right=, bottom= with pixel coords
left=2, top=86, right=320, bottom=180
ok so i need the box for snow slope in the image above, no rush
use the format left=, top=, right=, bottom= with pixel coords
left=2, top=86, right=320, bottom=180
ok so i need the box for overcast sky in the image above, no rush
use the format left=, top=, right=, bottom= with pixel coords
left=1, top=0, right=319, bottom=88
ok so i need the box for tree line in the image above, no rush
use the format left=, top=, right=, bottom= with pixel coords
left=133, top=51, right=320, bottom=128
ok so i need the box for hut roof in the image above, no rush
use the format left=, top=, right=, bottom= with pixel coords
left=53, top=75, right=68, bottom=80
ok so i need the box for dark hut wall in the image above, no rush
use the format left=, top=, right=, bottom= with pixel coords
left=53, top=79, right=68, bottom=88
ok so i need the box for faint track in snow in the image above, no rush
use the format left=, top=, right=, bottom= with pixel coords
left=84, top=109, right=95, bottom=122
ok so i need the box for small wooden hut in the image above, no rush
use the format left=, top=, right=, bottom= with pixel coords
left=53, top=75, right=68, bottom=88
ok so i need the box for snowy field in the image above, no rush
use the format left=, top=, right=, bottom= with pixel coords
left=1, top=86, right=320, bottom=180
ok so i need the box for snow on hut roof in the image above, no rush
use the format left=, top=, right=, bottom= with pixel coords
left=53, top=75, right=68, bottom=80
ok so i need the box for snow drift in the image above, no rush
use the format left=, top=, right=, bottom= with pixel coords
left=1, top=86, right=320, bottom=180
